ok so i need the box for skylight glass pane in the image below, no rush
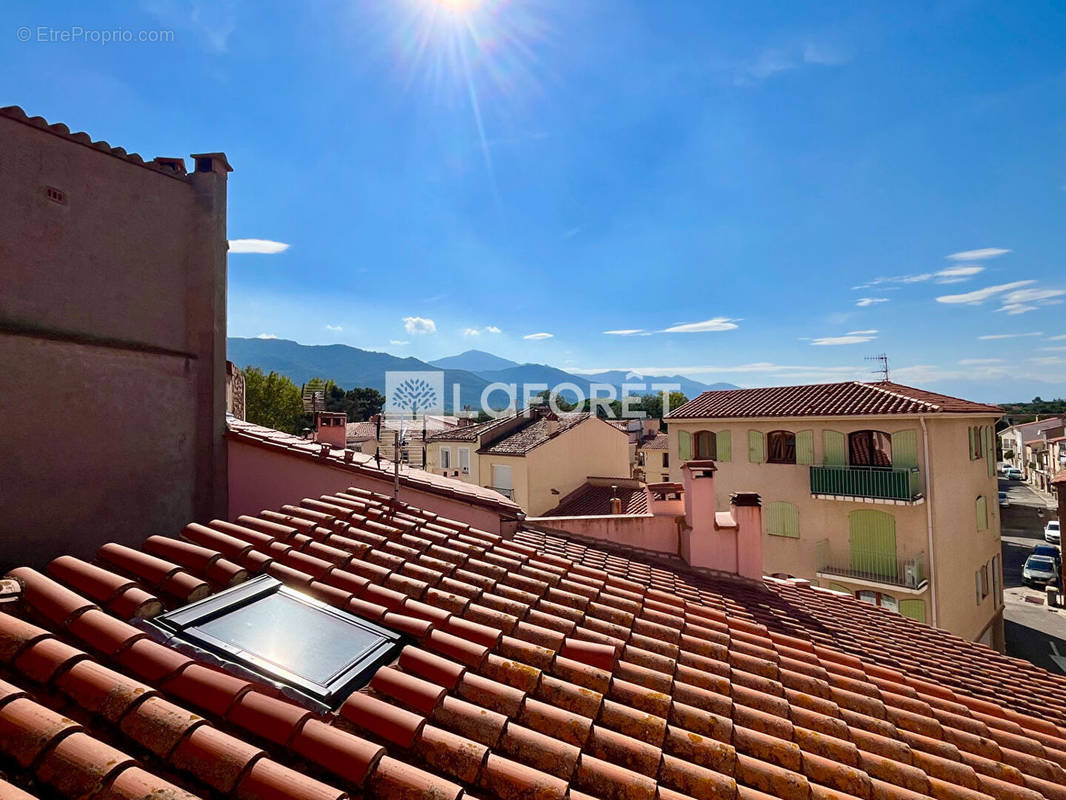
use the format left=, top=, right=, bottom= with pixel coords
left=194, top=591, right=379, bottom=684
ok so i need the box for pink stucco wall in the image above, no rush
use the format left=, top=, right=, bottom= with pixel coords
left=525, top=514, right=681, bottom=554
left=0, top=115, right=229, bottom=570
left=228, top=438, right=506, bottom=534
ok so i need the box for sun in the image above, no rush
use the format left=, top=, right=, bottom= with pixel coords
left=431, top=0, right=482, bottom=12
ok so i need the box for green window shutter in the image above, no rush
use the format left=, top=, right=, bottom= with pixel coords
left=976, top=496, right=988, bottom=531
left=717, top=430, right=731, bottom=462
left=748, top=430, right=765, bottom=463
left=796, top=430, right=814, bottom=465
left=968, top=426, right=975, bottom=460
left=678, top=430, right=691, bottom=461
left=849, top=510, right=897, bottom=581
left=985, top=426, right=995, bottom=477
left=899, top=599, right=926, bottom=623
left=822, top=430, right=846, bottom=466
left=891, top=429, right=918, bottom=469
left=765, top=501, right=799, bottom=538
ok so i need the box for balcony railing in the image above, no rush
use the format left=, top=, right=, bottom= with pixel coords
left=810, top=465, right=921, bottom=502
left=815, top=538, right=927, bottom=589
left=486, top=486, right=514, bottom=499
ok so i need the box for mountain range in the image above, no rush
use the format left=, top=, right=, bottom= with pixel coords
left=227, top=340, right=737, bottom=411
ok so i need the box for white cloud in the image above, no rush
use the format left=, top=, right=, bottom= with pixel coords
left=661, top=317, right=740, bottom=333
left=856, top=297, right=889, bottom=307
left=603, top=329, right=646, bottom=336
left=811, top=334, right=877, bottom=346
left=935, top=265, right=984, bottom=283
left=1048, top=334, right=1066, bottom=341
left=977, top=332, right=1043, bottom=340
left=229, top=239, right=290, bottom=254
left=325, top=324, right=343, bottom=332
left=736, top=42, right=849, bottom=84
left=403, top=316, right=437, bottom=335
left=390, top=340, right=409, bottom=345
left=1039, top=347, right=1066, bottom=352
left=995, top=288, right=1066, bottom=315
left=958, top=358, right=1003, bottom=365
left=935, top=280, right=1036, bottom=305
left=856, top=266, right=985, bottom=290
left=846, top=329, right=878, bottom=336
left=462, top=328, right=481, bottom=336
left=946, top=248, right=1010, bottom=261
left=523, top=332, right=554, bottom=340
left=255, top=333, right=278, bottom=339
left=485, top=326, right=501, bottom=334
left=1028, top=356, right=1066, bottom=365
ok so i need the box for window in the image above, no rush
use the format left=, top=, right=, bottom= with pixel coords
left=991, top=555, right=1001, bottom=609
left=458, top=447, right=470, bottom=474
left=856, top=590, right=898, bottom=613
left=765, top=501, right=799, bottom=538
left=766, top=431, right=796, bottom=464
left=969, top=426, right=984, bottom=461
left=152, top=576, right=403, bottom=707
left=848, top=430, right=892, bottom=467
left=976, top=495, right=988, bottom=531
left=440, top=447, right=451, bottom=469
left=694, top=430, right=716, bottom=459
left=679, top=430, right=691, bottom=461
left=976, top=564, right=989, bottom=603
left=662, top=452, right=669, bottom=468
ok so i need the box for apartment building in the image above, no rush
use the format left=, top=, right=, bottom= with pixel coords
left=425, top=408, right=630, bottom=515
left=666, top=381, right=1004, bottom=647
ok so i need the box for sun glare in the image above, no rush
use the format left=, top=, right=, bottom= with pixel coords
left=431, top=0, right=482, bottom=12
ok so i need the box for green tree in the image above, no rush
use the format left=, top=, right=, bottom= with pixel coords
left=244, top=366, right=305, bottom=434
left=344, top=387, right=386, bottom=421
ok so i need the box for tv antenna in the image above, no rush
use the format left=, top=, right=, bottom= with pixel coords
left=865, top=353, right=890, bottom=382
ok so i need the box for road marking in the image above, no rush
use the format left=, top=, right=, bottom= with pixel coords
left=1051, top=642, right=1066, bottom=674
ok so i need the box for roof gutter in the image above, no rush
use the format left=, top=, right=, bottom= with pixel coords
left=920, top=413, right=938, bottom=629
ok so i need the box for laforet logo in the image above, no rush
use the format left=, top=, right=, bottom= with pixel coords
left=385, top=371, right=444, bottom=417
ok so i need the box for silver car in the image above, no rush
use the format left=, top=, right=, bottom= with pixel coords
left=1022, top=554, right=1058, bottom=586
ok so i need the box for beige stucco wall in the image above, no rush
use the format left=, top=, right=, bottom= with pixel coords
left=0, top=117, right=229, bottom=570
left=522, top=418, right=630, bottom=515
left=667, top=414, right=1001, bottom=645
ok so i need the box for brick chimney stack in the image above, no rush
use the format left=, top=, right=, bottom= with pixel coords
left=314, top=411, right=347, bottom=449
left=680, top=460, right=763, bottom=580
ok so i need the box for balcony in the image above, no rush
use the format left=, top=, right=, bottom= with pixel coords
left=810, top=465, right=922, bottom=503
left=815, top=538, right=927, bottom=590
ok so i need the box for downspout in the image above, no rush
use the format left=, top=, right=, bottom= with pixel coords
left=920, top=414, right=938, bottom=629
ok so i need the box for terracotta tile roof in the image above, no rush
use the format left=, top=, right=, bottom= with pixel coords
left=1, top=105, right=198, bottom=179
left=5, top=486, right=1066, bottom=800
left=670, top=382, right=1002, bottom=419
left=543, top=482, right=650, bottom=517
left=346, top=421, right=379, bottom=442
left=640, top=432, right=669, bottom=450
left=227, top=417, right=519, bottom=514
left=479, top=413, right=593, bottom=456
left=427, top=416, right=514, bottom=443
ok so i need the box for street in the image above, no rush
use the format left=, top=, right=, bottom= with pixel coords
left=999, top=476, right=1066, bottom=674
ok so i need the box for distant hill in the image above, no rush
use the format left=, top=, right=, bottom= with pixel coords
left=429, top=349, right=519, bottom=372
left=228, top=338, right=739, bottom=413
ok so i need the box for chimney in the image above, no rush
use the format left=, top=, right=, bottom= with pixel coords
left=544, top=410, right=561, bottom=436
left=314, top=411, right=347, bottom=449
left=609, top=485, right=622, bottom=515
left=680, top=460, right=763, bottom=581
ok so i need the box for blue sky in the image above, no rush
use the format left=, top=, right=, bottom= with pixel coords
left=4, top=0, right=1066, bottom=401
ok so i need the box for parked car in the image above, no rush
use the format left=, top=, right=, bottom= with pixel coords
left=1046, top=520, right=1061, bottom=545
left=1022, top=554, right=1059, bottom=586
left=998, top=491, right=1010, bottom=508
left=1033, top=543, right=1061, bottom=568
left=1006, top=467, right=1023, bottom=480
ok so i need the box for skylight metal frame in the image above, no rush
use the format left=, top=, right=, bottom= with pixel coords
left=151, top=575, right=403, bottom=707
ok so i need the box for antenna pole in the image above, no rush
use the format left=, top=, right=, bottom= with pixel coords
left=865, top=353, right=889, bottom=382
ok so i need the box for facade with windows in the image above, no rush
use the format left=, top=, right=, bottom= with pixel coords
left=666, top=381, right=1004, bottom=649
left=426, top=409, right=630, bottom=515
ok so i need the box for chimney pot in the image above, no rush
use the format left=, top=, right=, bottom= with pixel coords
left=730, top=492, right=761, bottom=507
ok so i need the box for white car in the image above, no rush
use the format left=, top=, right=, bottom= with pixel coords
left=1046, top=520, right=1061, bottom=545
left=1006, top=468, right=1023, bottom=480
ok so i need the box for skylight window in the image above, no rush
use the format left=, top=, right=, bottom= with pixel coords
left=152, top=575, right=402, bottom=707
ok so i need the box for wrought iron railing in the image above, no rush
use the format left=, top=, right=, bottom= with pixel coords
left=810, top=465, right=921, bottom=501
left=815, top=538, right=927, bottom=589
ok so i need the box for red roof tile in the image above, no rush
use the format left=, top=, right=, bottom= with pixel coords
left=544, top=481, right=651, bottom=517
left=669, top=381, right=1003, bottom=419
left=3, top=484, right=1066, bottom=800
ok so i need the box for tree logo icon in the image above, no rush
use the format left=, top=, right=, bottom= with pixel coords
left=385, top=371, right=444, bottom=418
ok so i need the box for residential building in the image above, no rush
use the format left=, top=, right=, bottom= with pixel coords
left=425, top=408, right=630, bottom=515
left=3, top=454, right=1066, bottom=800
left=999, top=416, right=1065, bottom=481
left=664, top=381, right=1004, bottom=648
left=543, top=476, right=651, bottom=517
left=0, top=106, right=230, bottom=570
left=637, top=430, right=671, bottom=482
